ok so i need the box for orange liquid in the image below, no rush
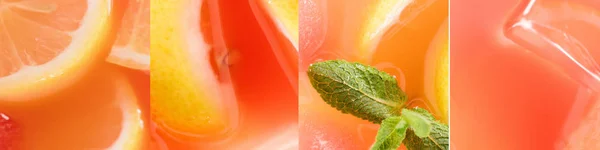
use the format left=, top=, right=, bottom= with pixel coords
left=451, top=0, right=600, bottom=149
left=0, top=1, right=151, bottom=148
left=152, top=0, right=298, bottom=149
left=0, top=64, right=150, bottom=149
left=299, top=0, right=447, bottom=149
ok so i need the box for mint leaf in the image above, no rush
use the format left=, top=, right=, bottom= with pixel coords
left=401, top=108, right=432, bottom=137
left=409, top=107, right=437, bottom=120
left=371, top=108, right=444, bottom=150
left=403, top=108, right=449, bottom=150
left=371, top=117, right=408, bottom=150
left=307, top=60, right=407, bottom=123
left=307, top=60, right=449, bottom=150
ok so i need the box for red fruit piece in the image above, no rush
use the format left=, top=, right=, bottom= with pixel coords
left=0, top=113, right=20, bottom=149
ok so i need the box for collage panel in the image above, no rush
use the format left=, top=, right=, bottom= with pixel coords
left=0, top=0, right=150, bottom=149
left=299, top=0, right=449, bottom=149
left=150, top=0, right=298, bottom=149
left=451, top=0, right=600, bottom=149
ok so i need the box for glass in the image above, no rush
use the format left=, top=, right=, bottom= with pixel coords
left=505, top=0, right=600, bottom=148
left=452, top=0, right=600, bottom=149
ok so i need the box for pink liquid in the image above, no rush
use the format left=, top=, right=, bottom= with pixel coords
left=152, top=0, right=298, bottom=149
left=451, top=0, right=600, bottom=149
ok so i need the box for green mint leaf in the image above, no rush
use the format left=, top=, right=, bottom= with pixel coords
left=371, top=117, right=409, bottom=150
left=307, top=60, right=407, bottom=123
left=409, top=107, right=437, bottom=120
left=403, top=108, right=449, bottom=150
left=401, top=108, right=433, bottom=137
left=307, top=60, right=449, bottom=150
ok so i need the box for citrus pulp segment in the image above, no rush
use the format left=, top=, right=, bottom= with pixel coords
left=108, top=0, right=150, bottom=71
left=0, top=0, right=114, bottom=101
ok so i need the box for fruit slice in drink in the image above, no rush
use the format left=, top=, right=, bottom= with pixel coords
left=108, top=0, right=150, bottom=71
left=0, top=0, right=114, bottom=101
left=0, top=65, right=147, bottom=149
left=150, top=0, right=238, bottom=142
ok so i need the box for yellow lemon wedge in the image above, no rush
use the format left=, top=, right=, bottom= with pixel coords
left=150, top=0, right=231, bottom=139
left=259, top=0, right=299, bottom=50
left=424, top=18, right=448, bottom=123
left=359, top=0, right=412, bottom=61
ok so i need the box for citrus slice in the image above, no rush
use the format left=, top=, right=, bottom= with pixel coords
left=0, top=0, right=113, bottom=100
left=424, top=18, right=448, bottom=123
left=358, top=0, right=412, bottom=60
left=151, top=0, right=235, bottom=139
left=251, top=0, right=299, bottom=90
left=107, top=0, right=150, bottom=71
left=1, top=65, right=146, bottom=149
left=107, top=75, right=146, bottom=150
left=258, top=0, right=299, bottom=50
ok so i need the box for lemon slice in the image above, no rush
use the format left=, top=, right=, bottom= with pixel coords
left=259, top=0, right=299, bottom=50
left=359, top=0, right=412, bottom=60
left=151, top=0, right=232, bottom=138
left=424, top=18, right=448, bottom=123
left=0, top=0, right=113, bottom=100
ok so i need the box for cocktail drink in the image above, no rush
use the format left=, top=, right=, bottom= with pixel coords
left=452, top=0, right=600, bottom=149
left=0, top=0, right=150, bottom=149
left=299, top=0, right=448, bottom=149
left=150, top=0, right=298, bottom=149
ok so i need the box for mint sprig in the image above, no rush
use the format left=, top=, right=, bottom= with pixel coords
left=308, top=60, right=449, bottom=150
left=307, top=60, right=406, bottom=123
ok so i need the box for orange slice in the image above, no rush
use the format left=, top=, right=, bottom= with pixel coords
left=107, top=0, right=150, bottom=71
left=0, top=0, right=113, bottom=100
left=107, top=75, right=146, bottom=150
